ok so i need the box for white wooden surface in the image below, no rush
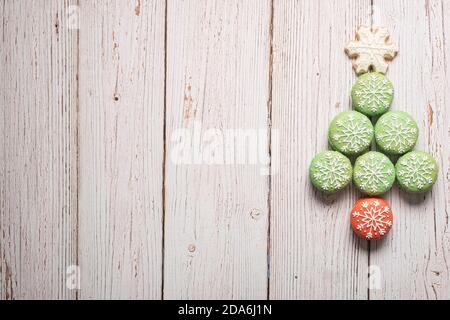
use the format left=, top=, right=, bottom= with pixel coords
left=0, top=0, right=78, bottom=299
left=164, top=0, right=271, bottom=299
left=78, top=0, right=165, bottom=299
left=1, top=0, right=449, bottom=300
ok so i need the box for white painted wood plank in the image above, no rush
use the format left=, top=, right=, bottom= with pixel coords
left=370, top=0, right=450, bottom=300
left=0, top=0, right=78, bottom=299
left=164, top=0, right=271, bottom=299
left=270, top=0, right=372, bottom=299
left=78, top=0, right=165, bottom=299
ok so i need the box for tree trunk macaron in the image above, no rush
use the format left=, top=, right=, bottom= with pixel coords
left=328, top=111, right=374, bottom=156
left=351, top=198, right=393, bottom=240
left=309, top=151, right=353, bottom=193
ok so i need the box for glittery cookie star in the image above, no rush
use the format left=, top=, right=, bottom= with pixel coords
left=345, top=26, right=398, bottom=74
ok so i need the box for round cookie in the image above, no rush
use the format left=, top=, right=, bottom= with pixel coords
left=352, top=72, right=394, bottom=116
left=375, top=111, right=418, bottom=155
left=309, top=151, right=352, bottom=193
left=351, top=198, right=393, bottom=240
left=353, top=151, right=395, bottom=195
left=396, top=151, right=438, bottom=193
left=328, top=111, right=374, bottom=156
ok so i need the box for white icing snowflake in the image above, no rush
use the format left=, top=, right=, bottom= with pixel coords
left=354, top=153, right=394, bottom=194
left=354, top=74, right=393, bottom=113
left=313, top=153, right=350, bottom=192
left=332, top=114, right=372, bottom=153
left=397, top=153, right=436, bottom=189
left=376, top=113, right=417, bottom=153
left=352, top=201, right=392, bottom=239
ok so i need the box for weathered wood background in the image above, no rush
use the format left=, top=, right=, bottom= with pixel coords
left=1, top=0, right=449, bottom=300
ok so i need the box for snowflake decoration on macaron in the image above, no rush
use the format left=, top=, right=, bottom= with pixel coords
left=396, top=151, right=438, bottom=193
left=351, top=72, right=394, bottom=116
left=328, top=111, right=373, bottom=156
left=353, top=151, right=395, bottom=195
left=351, top=198, right=393, bottom=240
left=375, top=111, right=419, bottom=155
left=309, top=151, right=353, bottom=193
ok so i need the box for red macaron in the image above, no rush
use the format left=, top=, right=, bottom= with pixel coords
left=350, top=198, right=393, bottom=240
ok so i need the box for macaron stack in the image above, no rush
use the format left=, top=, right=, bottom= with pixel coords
left=309, top=71, right=438, bottom=241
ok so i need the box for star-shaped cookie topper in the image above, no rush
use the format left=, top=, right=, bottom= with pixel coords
left=345, top=26, right=398, bottom=75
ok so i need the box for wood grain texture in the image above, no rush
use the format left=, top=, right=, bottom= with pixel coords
left=0, top=0, right=78, bottom=299
left=164, top=0, right=271, bottom=299
left=2, top=0, right=450, bottom=301
left=370, top=0, right=450, bottom=300
left=269, top=0, right=372, bottom=299
left=78, top=0, right=165, bottom=299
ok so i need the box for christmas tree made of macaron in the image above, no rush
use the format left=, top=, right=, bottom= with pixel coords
left=309, top=26, right=439, bottom=241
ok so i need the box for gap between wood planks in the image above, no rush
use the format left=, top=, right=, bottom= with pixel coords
left=75, top=0, right=81, bottom=301
left=161, top=0, right=168, bottom=301
left=266, top=0, right=275, bottom=301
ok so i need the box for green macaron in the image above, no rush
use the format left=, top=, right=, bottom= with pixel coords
left=352, top=72, right=394, bottom=117
left=375, top=111, right=419, bottom=155
left=328, top=111, right=374, bottom=156
left=396, top=151, right=438, bottom=193
left=309, top=151, right=353, bottom=193
left=353, top=151, right=396, bottom=195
